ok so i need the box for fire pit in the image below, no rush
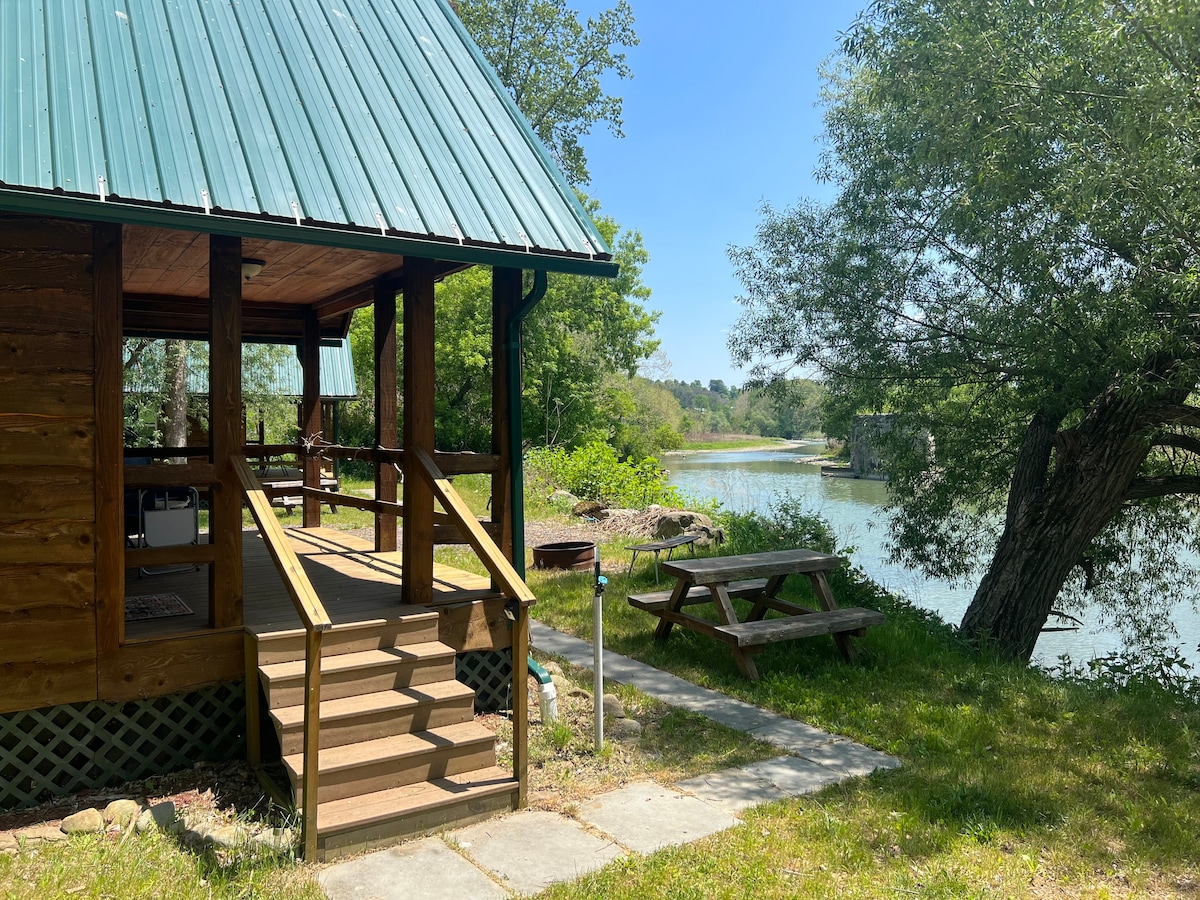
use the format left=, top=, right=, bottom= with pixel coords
left=531, top=541, right=597, bottom=571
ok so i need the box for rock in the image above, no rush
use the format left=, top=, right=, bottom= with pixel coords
left=207, top=825, right=249, bottom=850
left=0, top=834, right=17, bottom=851
left=250, top=828, right=295, bottom=854
left=571, top=500, right=605, bottom=519
left=542, top=660, right=563, bottom=677
left=185, top=818, right=213, bottom=839
left=181, top=829, right=209, bottom=850
left=566, top=686, right=591, bottom=700
left=136, top=801, right=178, bottom=834
left=654, top=511, right=712, bottom=539
left=0, top=848, right=15, bottom=857
left=548, top=490, right=579, bottom=506
left=26, top=825, right=66, bottom=844
left=608, top=718, right=643, bottom=740
left=602, top=694, right=626, bottom=719
left=654, top=511, right=723, bottom=547
left=61, top=808, right=104, bottom=835
left=103, top=799, right=141, bottom=827
left=11, top=824, right=67, bottom=846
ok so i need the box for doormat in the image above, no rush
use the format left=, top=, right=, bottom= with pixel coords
left=125, top=592, right=194, bottom=621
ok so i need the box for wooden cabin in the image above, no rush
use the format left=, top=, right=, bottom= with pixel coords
left=0, top=0, right=616, bottom=859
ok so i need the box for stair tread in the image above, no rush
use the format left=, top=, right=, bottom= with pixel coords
left=317, top=766, right=518, bottom=835
left=249, top=609, right=437, bottom=640
left=271, top=682, right=475, bottom=729
left=283, top=721, right=496, bottom=777
left=261, top=643, right=454, bottom=681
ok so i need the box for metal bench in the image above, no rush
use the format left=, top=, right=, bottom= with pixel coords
left=625, top=534, right=698, bottom=584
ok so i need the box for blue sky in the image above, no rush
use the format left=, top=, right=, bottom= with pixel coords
left=580, top=1, right=865, bottom=387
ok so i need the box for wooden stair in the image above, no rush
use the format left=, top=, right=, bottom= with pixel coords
left=250, top=610, right=518, bottom=860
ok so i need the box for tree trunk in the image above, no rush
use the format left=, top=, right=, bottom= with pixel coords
left=162, top=339, right=189, bottom=463
left=960, top=392, right=1150, bottom=661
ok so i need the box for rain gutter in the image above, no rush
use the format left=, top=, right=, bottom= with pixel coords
left=506, top=270, right=548, bottom=579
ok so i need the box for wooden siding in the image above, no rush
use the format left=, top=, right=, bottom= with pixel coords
left=0, top=216, right=99, bottom=715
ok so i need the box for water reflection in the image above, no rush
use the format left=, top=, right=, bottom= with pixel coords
left=667, top=443, right=1198, bottom=665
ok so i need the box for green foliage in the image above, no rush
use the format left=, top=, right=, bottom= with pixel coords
left=526, top=441, right=682, bottom=508
left=606, top=375, right=686, bottom=460
left=459, top=0, right=638, bottom=186
left=718, top=493, right=839, bottom=556
left=123, top=339, right=298, bottom=447
left=658, top=377, right=825, bottom=438
left=728, top=0, right=1200, bottom=653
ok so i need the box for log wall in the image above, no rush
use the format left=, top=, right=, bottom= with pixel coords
left=0, top=216, right=99, bottom=714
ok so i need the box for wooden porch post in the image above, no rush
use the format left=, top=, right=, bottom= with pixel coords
left=490, top=267, right=521, bottom=562
left=94, top=223, right=125, bottom=653
left=209, top=235, right=243, bottom=629
left=402, top=258, right=436, bottom=605
left=301, top=307, right=322, bottom=529
left=374, top=278, right=398, bottom=552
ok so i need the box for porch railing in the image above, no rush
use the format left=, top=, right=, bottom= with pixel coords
left=409, top=446, right=534, bottom=803
left=231, top=455, right=329, bottom=861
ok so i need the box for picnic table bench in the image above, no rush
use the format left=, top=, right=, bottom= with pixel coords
left=625, top=533, right=698, bottom=584
left=628, top=548, right=885, bottom=681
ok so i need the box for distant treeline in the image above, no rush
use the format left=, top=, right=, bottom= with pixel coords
left=655, top=377, right=825, bottom=441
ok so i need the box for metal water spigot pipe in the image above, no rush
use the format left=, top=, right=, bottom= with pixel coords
left=593, top=551, right=607, bottom=751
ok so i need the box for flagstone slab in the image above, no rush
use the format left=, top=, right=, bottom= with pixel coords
left=798, top=740, right=902, bottom=777
left=578, top=781, right=738, bottom=854
left=448, top=810, right=624, bottom=895
left=319, top=837, right=506, bottom=900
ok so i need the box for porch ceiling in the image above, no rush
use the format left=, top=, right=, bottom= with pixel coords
left=122, top=224, right=465, bottom=341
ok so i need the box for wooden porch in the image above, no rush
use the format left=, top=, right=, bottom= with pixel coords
left=124, top=526, right=504, bottom=643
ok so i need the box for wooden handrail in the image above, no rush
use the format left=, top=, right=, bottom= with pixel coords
left=410, top=447, right=535, bottom=606
left=232, top=456, right=331, bottom=632
left=298, top=487, right=404, bottom=516
left=126, top=544, right=217, bottom=568
left=123, top=462, right=217, bottom=489
left=315, top=444, right=501, bottom=475
left=231, top=454, right=326, bottom=861
left=409, top=445, right=533, bottom=805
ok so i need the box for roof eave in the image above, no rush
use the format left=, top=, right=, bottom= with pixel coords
left=0, top=188, right=620, bottom=279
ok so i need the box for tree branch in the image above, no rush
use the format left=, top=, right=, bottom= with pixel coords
left=1152, top=433, right=1200, bottom=457
left=1125, top=475, right=1200, bottom=501
left=1140, top=403, right=1200, bottom=429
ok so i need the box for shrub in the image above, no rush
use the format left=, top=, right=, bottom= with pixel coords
left=719, top=492, right=839, bottom=555
left=526, top=441, right=683, bottom=508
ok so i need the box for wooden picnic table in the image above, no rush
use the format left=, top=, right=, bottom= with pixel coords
left=628, top=548, right=886, bottom=681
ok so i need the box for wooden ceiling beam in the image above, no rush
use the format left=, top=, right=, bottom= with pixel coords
left=123, top=292, right=347, bottom=342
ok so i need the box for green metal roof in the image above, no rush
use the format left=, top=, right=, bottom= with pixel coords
left=268, top=339, right=358, bottom=400
left=125, top=339, right=358, bottom=399
left=0, top=0, right=615, bottom=277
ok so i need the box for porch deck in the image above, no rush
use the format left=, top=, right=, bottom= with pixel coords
left=124, top=526, right=501, bottom=641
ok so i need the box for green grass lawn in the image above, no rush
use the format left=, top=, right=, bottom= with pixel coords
left=525, top=541, right=1200, bottom=898
left=12, top=505, right=1197, bottom=897
left=678, top=436, right=797, bottom=452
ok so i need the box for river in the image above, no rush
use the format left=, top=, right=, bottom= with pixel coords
left=666, top=442, right=1200, bottom=667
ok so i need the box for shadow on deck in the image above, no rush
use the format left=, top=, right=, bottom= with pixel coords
left=124, top=526, right=501, bottom=640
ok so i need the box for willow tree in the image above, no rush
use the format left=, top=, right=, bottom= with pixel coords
left=729, top=0, right=1200, bottom=661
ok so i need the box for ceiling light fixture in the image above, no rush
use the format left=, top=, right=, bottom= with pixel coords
left=241, top=258, right=265, bottom=281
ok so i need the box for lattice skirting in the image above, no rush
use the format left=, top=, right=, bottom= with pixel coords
left=456, top=650, right=513, bottom=714
left=0, top=682, right=246, bottom=812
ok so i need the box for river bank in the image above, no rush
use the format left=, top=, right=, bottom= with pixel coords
left=666, top=443, right=1200, bottom=666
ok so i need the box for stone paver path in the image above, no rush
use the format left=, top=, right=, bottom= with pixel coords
left=320, top=622, right=901, bottom=899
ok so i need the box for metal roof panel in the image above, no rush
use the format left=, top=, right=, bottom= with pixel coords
left=0, top=0, right=612, bottom=274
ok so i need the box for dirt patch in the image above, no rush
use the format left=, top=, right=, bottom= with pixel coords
left=0, top=760, right=284, bottom=841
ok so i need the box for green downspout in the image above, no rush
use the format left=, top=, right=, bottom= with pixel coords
left=507, top=270, right=547, bottom=579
